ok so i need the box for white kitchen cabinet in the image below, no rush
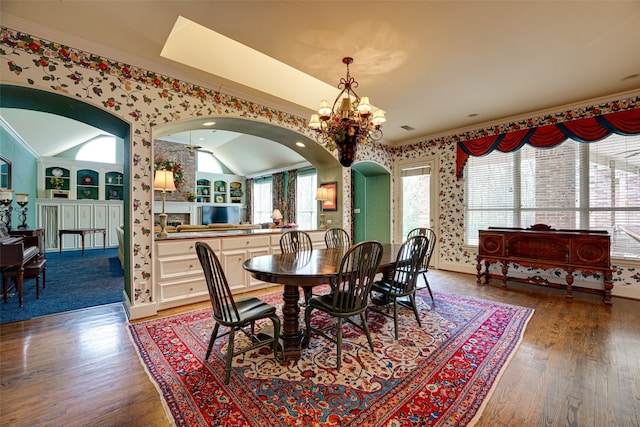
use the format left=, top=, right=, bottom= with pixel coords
left=154, top=231, right=293, bottom=309
left=219, top=234, right=271, bottom=292
left=155, top=239, right=210, bottom=309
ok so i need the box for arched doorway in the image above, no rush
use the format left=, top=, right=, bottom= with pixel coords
left=351, top=161, right=391, bottom=243
left=0, top=84, right=133, bottom=300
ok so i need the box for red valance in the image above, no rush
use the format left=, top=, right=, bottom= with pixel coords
left=456, top=108, right=640, bottom=179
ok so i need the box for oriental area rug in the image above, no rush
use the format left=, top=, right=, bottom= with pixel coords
left=129, top=289, right=534, bottom=426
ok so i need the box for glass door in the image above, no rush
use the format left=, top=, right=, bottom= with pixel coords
left=396, top=158, right=437, bottom=255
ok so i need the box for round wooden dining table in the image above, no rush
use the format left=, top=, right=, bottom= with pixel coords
left=243, top=243, right=401, bottom=360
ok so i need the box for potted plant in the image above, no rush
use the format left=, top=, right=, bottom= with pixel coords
left=50, top=177, right=64, bottom=189
left=187, top=191, right=197, bottom=202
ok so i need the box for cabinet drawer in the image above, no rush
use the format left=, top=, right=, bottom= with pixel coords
left=156, top=240, right=199, bottom=257
left=160, top=278, right=207, bottom=301
left=157, top=256, right=203, bottom=281
left=221, top=235, right=270, bottom=250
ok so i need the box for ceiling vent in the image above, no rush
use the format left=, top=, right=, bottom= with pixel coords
left=400, top=125, right=415, bottom=131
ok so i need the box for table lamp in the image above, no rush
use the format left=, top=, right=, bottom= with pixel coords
left=315, top=187, right=330, bottom=230
left=16, top=193, right=29, bottom=229
left=272, top=209, right=283, bottom=227
left=0, top=189, right=13, bottom=230
left=154, top=170, right=176, bottom=237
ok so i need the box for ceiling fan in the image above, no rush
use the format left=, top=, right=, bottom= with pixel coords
left=184, top=131, right=202, bottom=154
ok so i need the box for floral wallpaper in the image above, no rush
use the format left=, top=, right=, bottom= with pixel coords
left=1, top=26, right=637, bottom=308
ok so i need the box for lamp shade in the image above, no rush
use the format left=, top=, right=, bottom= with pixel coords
left=272, top=209, right=283, bottom=220
left=15, top=193, right=29, bottom=203
left=315, top=187, right=330, bottom=201
left=154, top=170, right=177, bottom=192
left=0, top=189, right=13, bottom=201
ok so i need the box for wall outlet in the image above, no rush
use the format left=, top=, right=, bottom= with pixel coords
left=354, top=208, right=361, bottom=213
left=327, top=219, right=332, bottom=224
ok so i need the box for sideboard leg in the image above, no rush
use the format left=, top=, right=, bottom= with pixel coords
left=565, top=269, right=575, bottom=301
left=501, top=262, right=508, bottom=288
left=476, top=258, right=482, bottom=285
left=484, top=260, right=491, bottom=284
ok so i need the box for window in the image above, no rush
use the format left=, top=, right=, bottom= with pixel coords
left=252, top=178, right=273, bottom=224
left=76, top=135, right=116, bottom=163
left=465, top=134, right=640, bottom=259
left=296, top=171, right=317, bottom=229
left=196, top=151, right=223, bottom=173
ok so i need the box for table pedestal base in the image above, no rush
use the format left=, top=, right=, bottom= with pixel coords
left=280, top=284, right=304, bottom=359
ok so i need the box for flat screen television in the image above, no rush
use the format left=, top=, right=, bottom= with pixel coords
left=201, top=205, right=240, bottom=225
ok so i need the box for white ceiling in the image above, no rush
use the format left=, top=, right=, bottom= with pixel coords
left=1, top=1, right=639, bottom=174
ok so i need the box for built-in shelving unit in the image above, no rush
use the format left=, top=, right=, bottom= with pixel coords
left=213, top=180, right=227, bottom=204
left=45, top=166, right=71, bottom=191
left=196, top=178, right=211, bottom=203
left=105, top=171, right=124, bottom=200
left=77, top=168, right=99, bottom=200
left=38, top=158, right=123, bottom=200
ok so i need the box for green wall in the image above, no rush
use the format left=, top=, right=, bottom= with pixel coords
left=353, top=170, right=391, bottom=244
left=0, top=126, right=38, bottom=229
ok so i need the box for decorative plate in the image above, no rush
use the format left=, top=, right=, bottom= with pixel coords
left=215, top=196, right=224, bottom=203
left=52, top=168, right=63, bottom=177
left=81, top=175, right=94, bottom=185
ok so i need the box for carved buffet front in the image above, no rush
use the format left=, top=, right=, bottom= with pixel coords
left=476, top=224, right=613, bottom=304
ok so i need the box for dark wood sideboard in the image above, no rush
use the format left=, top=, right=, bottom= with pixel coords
left=476, top=224, right=613, bottom=304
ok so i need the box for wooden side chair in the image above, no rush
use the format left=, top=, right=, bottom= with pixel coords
left=195, top=242, right=281, bottom=384
left=304, top=240, right=383, bottom=370
left=324, top=227, right=351, bottom=249
left=369, top=235, right=429, bottom=340
left=279, top=230, right=314, bottom=303
left=406, top=227, right=437, bottom=301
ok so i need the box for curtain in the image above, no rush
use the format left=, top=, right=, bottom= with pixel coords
left=456, top=108, right=640, bottom=178
left=272, top=172, right=285, bottom=214
left=245, top=178, right=253, bottom=223
left=286, top=169, right=297, bottom=225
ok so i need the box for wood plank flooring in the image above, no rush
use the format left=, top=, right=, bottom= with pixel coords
left=1, top=270, right=639, bottom=426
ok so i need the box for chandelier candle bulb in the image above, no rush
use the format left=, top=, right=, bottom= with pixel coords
left=309, top=114, right=321, bottom=130
left=318, top=100, right=332, bottom=119
left=372, top=109, right=386, bottom=126
left=357, top=97, right=372, bottom=115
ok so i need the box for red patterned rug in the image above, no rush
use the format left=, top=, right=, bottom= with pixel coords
left=129, top=288, right=533, bottom=426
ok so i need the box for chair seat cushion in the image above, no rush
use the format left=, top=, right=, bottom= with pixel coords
left=371, top=279, right=409, bottom=297
left=309, top=291, right=360, bottom=312
left=225, top=297, right=277, bottom=324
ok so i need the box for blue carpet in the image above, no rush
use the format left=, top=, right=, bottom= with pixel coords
left=1, top=248, right=124, bottom=324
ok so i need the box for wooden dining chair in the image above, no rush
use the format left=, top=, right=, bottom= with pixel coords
left=304, top=240, right=383, bottom=370
left=406, top=227, right=437, bottom=301
left=279, top=230, right=314, bottom=303
left=324, top=227, right=351, bottom=249
left=195, top=241, right=281, bottom=384
left=368, top=235, right=429, bottom=340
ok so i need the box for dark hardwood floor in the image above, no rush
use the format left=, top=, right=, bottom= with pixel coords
left=1, top=270, right=639, bottom=426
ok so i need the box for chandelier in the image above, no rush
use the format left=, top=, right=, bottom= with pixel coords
left=309, top=57, right=386, bottom=167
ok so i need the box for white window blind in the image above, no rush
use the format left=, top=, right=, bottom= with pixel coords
left=464, top=133, right=640, bottom=259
